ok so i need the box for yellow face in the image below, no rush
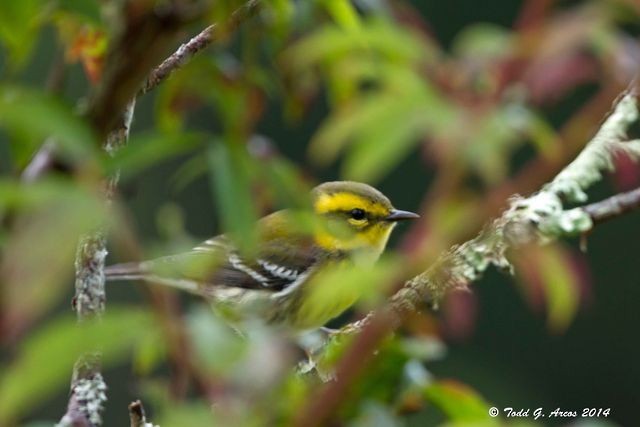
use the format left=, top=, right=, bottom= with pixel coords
left=313, top=191, right=397, bottom=261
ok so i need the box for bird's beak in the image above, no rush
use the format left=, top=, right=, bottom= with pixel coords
left=385, top=209, right=420, bottom=222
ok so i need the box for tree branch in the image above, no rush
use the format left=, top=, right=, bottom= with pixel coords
left=581, top=185, right=640, bottom=224
left=295, top=82, right=640, bottom=427
left=85, top=2, right=198, bottom=139
left=58, top=100, right=136, bottom=427
left=139, top=0, right=261, bottom=95
left=57, top=2, right=263, bottom=423
left=21, top=0, right=261, bottom=182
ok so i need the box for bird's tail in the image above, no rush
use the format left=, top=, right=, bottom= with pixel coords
left=104, top=262, right=148, bottom=281
left=104, top=261, right=203, bottom=294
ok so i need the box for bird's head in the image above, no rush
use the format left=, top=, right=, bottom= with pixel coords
left=311, top=181, right=419, bottom=259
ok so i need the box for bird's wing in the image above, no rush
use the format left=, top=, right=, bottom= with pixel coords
left=194, top=234, right=322, bottom=293
left=106, top=232, right=324, bottom=295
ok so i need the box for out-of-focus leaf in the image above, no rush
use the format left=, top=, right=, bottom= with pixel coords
left=105, top=132, right=203, bottom=182
left=350, top=401, right=402, bottom=427
left=0, top=177, right=87, bottom=209
left=526, top=112, right=561, bottom=160
left=0, top=178, right=108, bottom=338
left=186, top=305, right=247, bottom=375
left=323, top=0, right=362, bottom=32
left=133, top=328, right=167, bottom=375
left=23, top=422, right=59, bottom=427
left=155, top=54, right=263, bottom=136
left=188, top=305, right=294, bottom=394
left=170, top=153, right=209, bottom=192
left=399, top=337, right=447, bottom=362
left=402, top=359, right=433, bottom=389
left=464, top=103, right=547, bottom=184
left=154, top=58, right=218, bottom=133
left=208, top=141, right=259, bottom=254
left=254, top=143, right=311, bottom=210
left=310, top=65, right=455, bottom=182
left=513, top=244, right=581, bottom=332
left=301, top=256, right=400, bottom=329
left=57, top=0, right=101, bottom=23
left=158, top=402, right=218, bottom=426
left=343, top=84, right=453, bottom=182
left=0, top=308, right=154, bottom=424
left=452, top=23, right=513, bottom=59
left=261, top=0, right=295, bottom=43
left=341, top=97, right=426, bottom=182
left=283, top=19, right=436, bottom=74
left=424, top=380, right=497, bottom=424
left=0, top=86, right=97, bottom=166
left=0, top=0, right=44, bottom=67
left=54, top=13, right=107, bottom=83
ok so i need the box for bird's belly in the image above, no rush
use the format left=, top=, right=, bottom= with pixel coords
left=284, top=263, right=368, bottom=330
left=290, top=289, right=360, bottom=330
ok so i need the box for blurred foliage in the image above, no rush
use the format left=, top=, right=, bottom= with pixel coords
left=0, top=0, right=639, bottom=426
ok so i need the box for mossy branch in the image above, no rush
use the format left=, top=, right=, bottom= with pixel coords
left=297, top=83, right=640, bottom=427
left=342, top=87, right=640, bottom=335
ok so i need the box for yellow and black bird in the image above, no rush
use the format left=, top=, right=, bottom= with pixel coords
left=105, top=181, right=418, bottom=330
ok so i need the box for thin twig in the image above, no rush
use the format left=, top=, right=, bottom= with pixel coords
left=582, top=186, right=640, bottom=224
left=21, top=139, right=57, bottom=183
left=85, top=3, right=199, bottom=139
left=139, top=0, right=261, bottom=95
left=21, top=1, right=261, bottom=182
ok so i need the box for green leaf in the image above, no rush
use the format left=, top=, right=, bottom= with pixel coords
left=133, top=328, right=167, bottom=375
left=0, top=178, right=108, bottom=333
left=260, top=155, right=311, bottom=210
left=513, top=244, right=580, bottom=332
left=0, top=307, right=154, bottom=424
left=0, top=0, right=45, bottom=67
left=452, top=23, right=514, bottom=59
left=158, top=401, right=218, bottom=426
left=323, top=0, right=362, bottom=33
left=350, top=401, right=402, bottom=427
left=311, top=66, right=455, bottom=182
left=424, top=380, right=498, bottom=424
left=0, top=86, right=98, bottom=166
left=463, top=103, right=534, bottom=184
left=105, top=131, right=203, bottom=182
left=284, top=19, right=435, bottom=74
left=207, top=141, right=259, bottom=254
left=57, top=0, right=101, bottom=23
left=186, top=305, right=247, bottom=375
left=299, top=256, right=400, bottom=329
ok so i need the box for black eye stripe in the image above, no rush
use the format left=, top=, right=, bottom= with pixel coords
left=349, top=208, right=366, bottom=220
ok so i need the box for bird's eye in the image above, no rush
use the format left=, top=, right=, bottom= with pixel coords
left=349, top=208, right=366, bottom=221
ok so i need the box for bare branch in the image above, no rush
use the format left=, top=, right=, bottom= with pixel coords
left=21, top=139, right=57, bottom=183
left=581, top=186, right=640, bottom=224
left=85, top=3, right=198, bottom=139
left=139, top=0, right=262, bottom=95
left=21, top=1, right=260, bottom=181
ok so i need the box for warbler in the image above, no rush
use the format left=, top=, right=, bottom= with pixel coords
left=105, top=181, right=418, bottom=330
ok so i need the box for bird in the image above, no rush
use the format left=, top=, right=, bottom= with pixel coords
left=105, top=181, right=418, bottom=330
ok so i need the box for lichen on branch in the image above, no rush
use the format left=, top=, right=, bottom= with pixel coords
left=342, top=85, right=640, bottom=335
